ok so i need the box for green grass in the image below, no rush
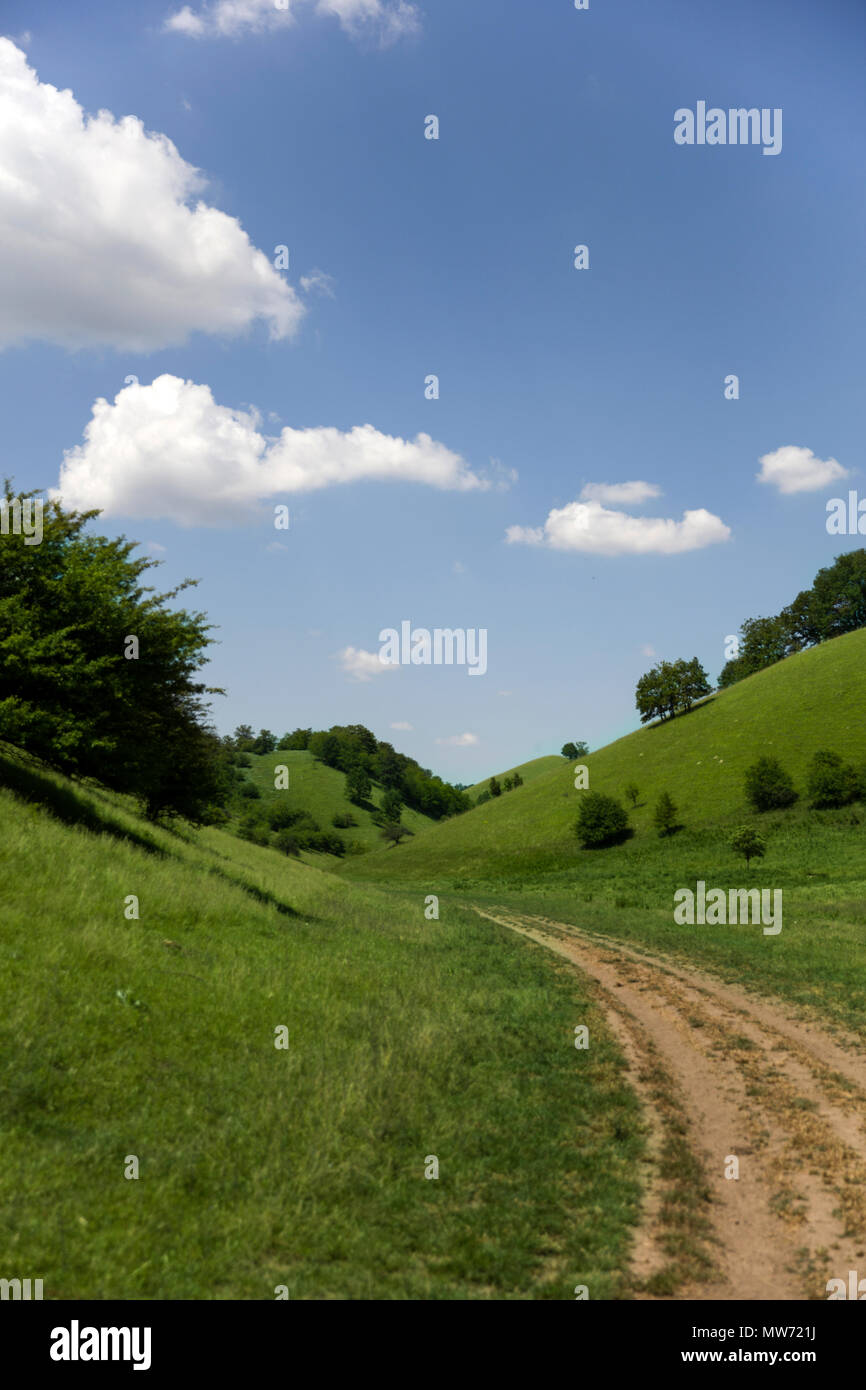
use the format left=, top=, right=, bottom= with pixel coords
left=0, top=748, right=644, bottom=1300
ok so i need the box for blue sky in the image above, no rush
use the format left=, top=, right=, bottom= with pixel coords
left=1, top=0, right=864, bottom=779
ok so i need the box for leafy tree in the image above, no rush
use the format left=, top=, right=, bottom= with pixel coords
left=489, top=776, right=502, bottom=797
left=0, top=483, right=227, bottom=822
left=675, top=657, right=711, bottom=712
left=503, top=775, right=514, bottom=791
left=232, top=724, right=255, bottom=750
left=475, top=789, right=491, bottom=806
left=624, top=782, right=640, bottom=807
left=730, top=826, right=766, bottom=867
left=562, top=741, right=588, bottom=759
left=653, top=790, right=679, bottom=837
left=274, top=829, right=301, bottom=856
left=381, top=787, right=403, bottom=822
left=278, top=727, right=311, bottom=750
left=512, top=772, right=523, bottom=787
left=743, top=756, right=798, bottom=812
left=635, top=660, right=680, bottom=723
left=252, top=728, right=277, bottom=754
left=381, top=822, right=410, bottom=847
left=332, top=811, right=357, bottom=828
left=308, top=731, right=341, bottom=766
left=345, top=765, right=372, bottom=805
left=575, top=792, right=629, bottom=848
left=238, top=781, right=261, bottom=800
left=807, top=750, right=862, bottom=808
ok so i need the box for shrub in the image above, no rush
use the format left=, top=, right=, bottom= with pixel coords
left=730, top=825, right=766, bottom=867
left=238, top=782, right=261, bottom=800
left=332, top=811, right=357, bottom=828
left=267, top=802, right=301, bottom=830
left=743, top=756, right=798, bottom=812
left=624, top=782, right=640, bottom=808
left=575, top=792, right=629, bottom=848
left=274, top=829, right=301, bottom=856
left=807, top=750, right=861, bottom=808
left=653, top=791, right=679, bottom=837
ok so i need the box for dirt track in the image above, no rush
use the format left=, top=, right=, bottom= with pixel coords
left=473, top=907, right=866, bottom=1301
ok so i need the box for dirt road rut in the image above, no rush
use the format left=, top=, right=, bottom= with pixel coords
left=474, top=907, right=866, bottom=1301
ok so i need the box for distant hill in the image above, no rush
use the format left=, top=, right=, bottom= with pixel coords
left=341, top=627, right=866, bottom=885
left=468, top=755, right=563, bottom=798
left=229, top=748, right=439, bottom=859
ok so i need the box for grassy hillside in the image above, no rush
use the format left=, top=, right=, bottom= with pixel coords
left=232, top=748, right=437, bottom=857
left=468, top=754, right=563, bottom=798
left=344, top=629, right=866, bottom=886
left=339, top=631, right=866, bottom=1036
left=0, top=746, right=644, bottom=1300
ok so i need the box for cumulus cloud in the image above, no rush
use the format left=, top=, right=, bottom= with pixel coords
left=165, top=0, right=420, bottom=44
left=506, top=497, right=730, bottom=556
left=53, top=375, right=490, bottom=524
left=0, top=39, right=301, bottom=351
left=435, top=732, right=478, bottom=747
left=579, top=481, right=662, bottom=505
left=390, top=721, right=413, bottom=731
left=756, top=445, right=849, bottom=495
left=338, top=647, right=398, bottom=681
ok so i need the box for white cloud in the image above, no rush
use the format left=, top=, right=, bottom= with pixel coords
left=299, top=269, right=336, bottom=298
left=640, top=643, right=656, bottom=658
left=435, top=732, right=478, bottom=747
left=338, top=646, right=398, bottom=681
left=452, top=560, right=466, bottom=574
left=756, top=445, right=849, bottom=495
left=165, top=0, right=420, bottom=44
left=390, top=721, right=413, bottom=731
left=579, top=480, right=662, bottom=505
left=53, top=375, right=490, bottom=524
left=506, top=497, right=730, bottom=556
left=0, top=40, right=301, bottom=351
left=146, top=540, right=167, bottom=553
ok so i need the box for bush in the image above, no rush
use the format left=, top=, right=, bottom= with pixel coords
left=274, top=829, right=301, bottom=856
left=575, top=792, right=629, bottom=848
left=238, top=781, right=261, bottom=800
left=807, top=750, right=861, bottom=808
left=743, top=756, right=798, bottom=812
left=267, top=802, right=302, bottom=830
left=653, top=791, right=679, bottom=837
left=332, top=811, right=357, bottom=828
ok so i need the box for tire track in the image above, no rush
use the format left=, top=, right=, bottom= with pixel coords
left=473, top=906, right=866, bottom=1301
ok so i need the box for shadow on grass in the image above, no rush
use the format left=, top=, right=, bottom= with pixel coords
left=581, top=828, right=635, bottom=851
left=0, top=750, right=165, bottom=857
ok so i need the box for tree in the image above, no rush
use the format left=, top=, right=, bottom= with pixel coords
left=475, top=789, right=491, bottom=806
left=807, top=750, right=861, bottom=808
left=743, top=756, right=798, bottom=812
left=232, top=724, right=255, bottom=750
left=562, top=741, right=588, bottom=759
left=635, top=661, right=680, bottom=723
left=503, top=775, right=514, bottom=791
left=653, top=790, right=679, bottom=837
left=252, top=728, right=277, bottom=754
left=381, top=822, right=410, bottom=847
left=0, top=483, right=227, bottom=822
left=624, top=782, right=640, bottom=808
left=381, top=787, right=403, bottom=822
left=675, top=657, right=711, bottom=712
left=512, top=772, right=523, bottom=787
left=730, top=826, right=766, bottom=867
left=345, top=765, right=372, bottom=805
left=575, top=792, right=629, bottom=848
left=489, top=776, right=502, bottom=797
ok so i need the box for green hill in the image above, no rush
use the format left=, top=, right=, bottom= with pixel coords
left=342, top=628, right=866, bottom=887
left=468, top=754, right=563, bottom=798
left=340, top=630, right=866, bottom=1036
left=231, top=748, right=438, bottom=857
